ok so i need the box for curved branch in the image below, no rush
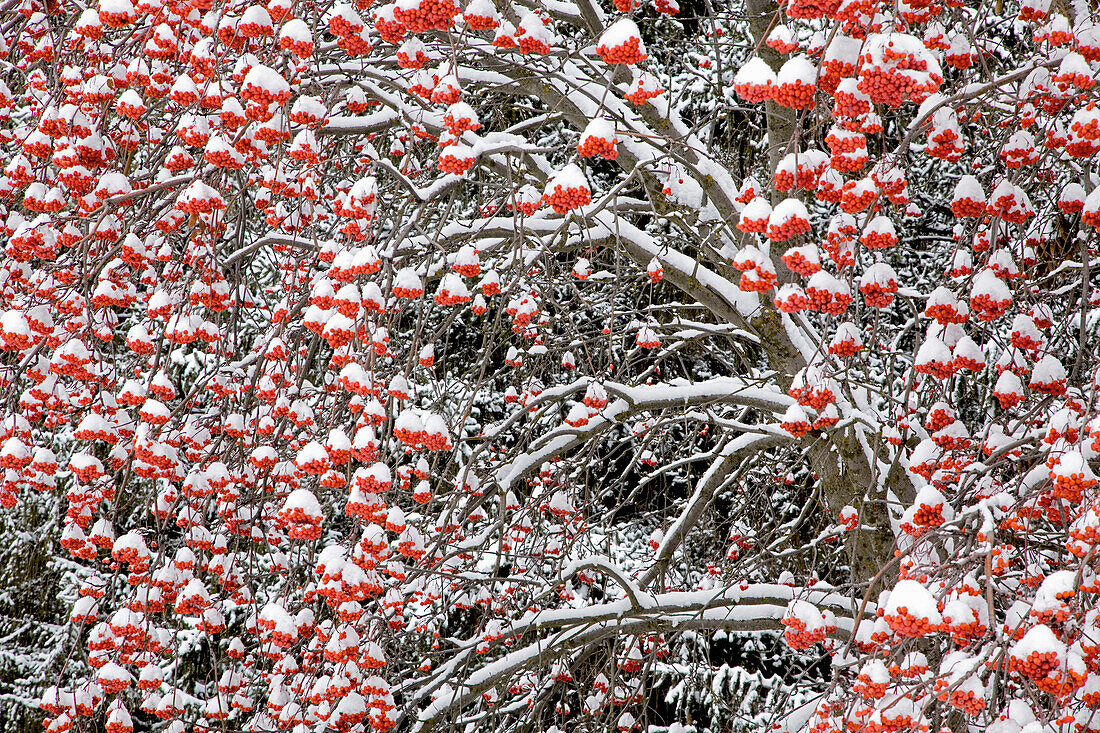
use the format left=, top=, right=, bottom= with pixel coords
left=640, top=432, right=785, bottom=588
left=405, top=584, right=869, bottom=732
left=493, top=378, right=793, bottom=490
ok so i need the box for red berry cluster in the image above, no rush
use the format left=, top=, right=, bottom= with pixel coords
left=861, top=231, right=897, bottom=249
left=545, top=185, right=591, bottom=214
left=780, top=417, right=811, bottom=438
left=774, top=287, right=808, bottom=313
left=431, top=83, right=461, bottom=106
left=375, top=16, right=407, bottom=43
left=463, top=12, right=498, bottom=29
left=279, top=36, right=314, bottom=57
left=857, top=64, right=931, bottom=108
left=829, top=335, right=861, bottom=357
left=766, top=215, right=810, bottom=241
left=738, top=270, right=776, bottom=293
left=733, top=80, right=771, bottom=104
left=785, top=0, right=841, bottom=18
left=833, top=89, right=870, bottom=117
left=392, top=284, right=423, bottom=299
left=435, top=150, right=475, bottom=173
left=99, top=9, right=135, bottom=27
left=596, top=38, right=647, bottom=65
left=781, top=251, right=820, bottom=276
left=737, top=213, right=768, bottom=234
left=394, top=0, right=458, bottom=32
left=950, top=196, right=984, bottom=218
left=781, top=618, right=826, bottom=649
left=625, top=84, right=664, bottom=105
left=970, top=293, right=1011, bottom=321
left=517, top=35, right=552, bottom=54
left=1008, top=650, right=1060, bottom=681
left=397, top=47, right=429, bottom=68
left=772, top=80, right=814, bottom=109
left=839, top=184, right=878, bottom=213
left=860, top=282, right=895, bottom=308
left=884, top=608, right=939, bottom=637
left=853, top=676, right=886, bottom=701
left=577, top=136, right=618, bottom=159
left=339, top=34, right=373, bottom=56
left=914, top=356, right=954, bottom=381
left=804, top=286, right=851, bottom=316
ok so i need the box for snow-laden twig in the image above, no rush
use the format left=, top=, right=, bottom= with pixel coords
left=561, top=556, right=652, bottom=610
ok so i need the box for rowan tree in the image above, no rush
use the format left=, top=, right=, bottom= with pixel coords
left=1, top=0, right=1099, bottom=731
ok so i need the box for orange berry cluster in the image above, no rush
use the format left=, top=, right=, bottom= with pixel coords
left=782, top=619, right=825, bottom=649
left=860, top=282, right=896, bottom=308
left=941, top=688, right=985, bottom=716
left=464, top=12, right=498, bottom=29
left=517, top=35, right=552, bottom=54
left=545, top=185, right=591, bottom=214
left=577, top=136, right=618, bottom=159
left=950, top=197, right=984, bottom=218
left=994, top=386, right=1025, bottom=409
left=776, top=167, right=820, bottom=192
left=397, top=47, right=429, bottom=68
left=780, top=417, right=811, bottom=438
left=738, top=270, right=776, bottom=293
left=786, top=0, right=841, bottom=18
left=444, top=113, right=479, bottom=135
left=826, top=133, right=864, bottom=154
left=204, top=149, right=244, bottom=169
left=596, top=38, right=647, bottom=65
left=805, top=287, right=851, bottom=316
left=1001, top=145, right=1038, bottom=169
left=392, top=284, right=423, bottom=299
left=833, top=90, right=870, bottom=118
left=1052, top=472, right=1095, bottom=502
left=782, top=252, right=820, bottom=276
left=775, top=288, right=809, bottom=313
left=766, top=216, right=811, bottom=241
left=431, top=84, right=461, bottom=106
left=1008, top=650, right=1060, bottom=681
left=831, top=150, right=868, bottom=172
left=279, top=36, right=313, bottom=57
left=738, top=214, right=768, bottom=234
left=839, top=186, right=877, bottom=214
left=510, top=199, right=540, bottom=216
left=393, top=425, right=426, bottom=447
left=734, top=81, right=771, bottom=104
left=394, top=0, right=458, bottom=32
left=970, top=293, right=1011, bottom=321
left=857, top=66, right=926, bottom=108
left=853, top=677, right=886, bottom=701
left=375, top=16, right=406, bottom=43
left=773, top=81, right=815, bottom=109
left=884, top=608, right=939, bottom=637
left=912, top=502, right=945, bottom=527
left=99, top=9, right=135, bottom=27
left=338, top=34, right=373, bottom=56
left=829, top=336, right=861, bottom=358
left=862, top=231, right=897, bottom=249
left=625, top=85, right=664, bottom=105
left=175, top=194, right=225, bottom=215
left=914, top=358, right=955, bottom=381
left=433, top=288, right=471, bottom=306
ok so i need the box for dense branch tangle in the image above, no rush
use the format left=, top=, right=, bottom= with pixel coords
left=2, top=0, right=1100, bottom=732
